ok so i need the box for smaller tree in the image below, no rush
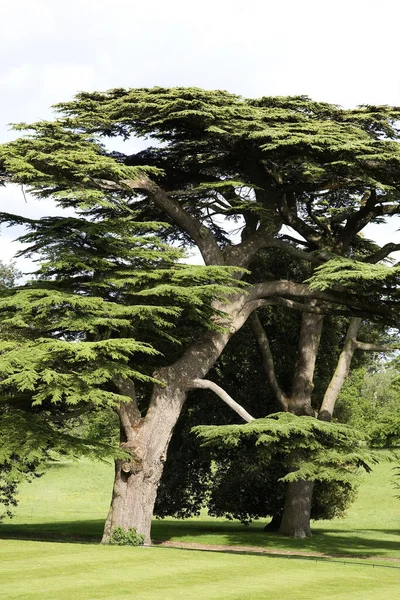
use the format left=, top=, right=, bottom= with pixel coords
left=194, top=413, right=375, bottom=538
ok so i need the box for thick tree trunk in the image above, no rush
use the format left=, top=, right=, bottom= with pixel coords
left=102, top=457, right=163, bottom=545
left=278, top=311, right=324, bottom=538
left=279, top=479, right=314, bottom=538
left=102, top=384, right=186, bottom=545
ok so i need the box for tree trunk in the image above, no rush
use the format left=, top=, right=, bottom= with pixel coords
left=278, top=311, right=324, bottom=538
left=102, top=457, right=163, bottom=545
left=102, top=384, right=186, bottom=545
left=279, top=479, right=314, bottom=538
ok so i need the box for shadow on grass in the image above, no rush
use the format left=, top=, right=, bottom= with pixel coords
left=151, top=519, right=400, bottom=558
left=0, top=519, right=104, bottom=543
left=1, top=518, right=399, bottom=558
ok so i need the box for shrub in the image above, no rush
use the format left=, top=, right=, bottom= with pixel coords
left=108, top=526, right=145, bottom=546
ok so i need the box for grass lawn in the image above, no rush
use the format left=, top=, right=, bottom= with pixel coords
left=1, top=457, right=399, bottom=599
left=1, top=456, right=399, bottom=560
left=1, top=539, right=400, bottom=600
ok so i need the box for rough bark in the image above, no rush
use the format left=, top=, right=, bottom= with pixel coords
left=102, top=292, right=265, bottom=544
left=288, top=310, right=324, bottom=415
left=102, top=383, right=186, bottom=545
left=279, top=479, right=314, bottom=538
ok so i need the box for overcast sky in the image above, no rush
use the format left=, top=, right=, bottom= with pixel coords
left=1, top=0, right=400, bottom=271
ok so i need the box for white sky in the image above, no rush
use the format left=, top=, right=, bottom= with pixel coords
left=1, top=0, right=400, bottom=271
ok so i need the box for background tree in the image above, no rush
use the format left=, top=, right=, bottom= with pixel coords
left=1, top=88, right=400, bottom=540
left=336, top=361, right=400, bottom=447
left=156, top=250, right=357, bottom=526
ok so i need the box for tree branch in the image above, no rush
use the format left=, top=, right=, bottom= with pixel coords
left=353, top=341, right=400, bottom=352
left=223, top=230, right=324, bottom=268
left=95, top=176, right=224, bottom=265
left=190, top=378, right=255, bottom=422
left=319, top=318, right=400, bottom=422
left=249, top=311, right=288, bottom=410
left=247, top=280, right=394, bottom=319
left=319, top=318, right=362, bottom=421
left=277, top=192, right=323, bottom=248
left=113, top=376, right=142, bottom=441
left=365, top=243, right=400, bottom=264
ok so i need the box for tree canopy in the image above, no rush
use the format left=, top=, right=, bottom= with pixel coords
left=1, top=87, right=400, bottom=540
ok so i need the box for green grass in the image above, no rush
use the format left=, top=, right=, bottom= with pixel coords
left=1, top=458, right=400, bottom=599
left=1, top=456, right=399, bottom=560
left=1, top=539, right=400, bottom=600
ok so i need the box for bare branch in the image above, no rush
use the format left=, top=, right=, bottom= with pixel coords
left=247, top=280, right=395, bottom=320
left=353, top=341, right=400, bottom=352
left=224, top=232, right=325, bottom=269
left=320, top=318, right=399, bottom=421
left=249, top=311, right=288, bottom=410
left=319, top=318, right=362, bottom=421
left=266, top=297, right=326, bottom=314
left=190, top=378, right=255, bottom=422
left=365, top=243, right=400, bottom=264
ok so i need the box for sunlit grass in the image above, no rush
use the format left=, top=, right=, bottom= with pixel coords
left=1, top=453, right=399, bottom=559
left=1, top=539, right=400, bottom=600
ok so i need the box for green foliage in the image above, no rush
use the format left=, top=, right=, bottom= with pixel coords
left=108, top=526, right=144, bottom=546
left=0, top=261, right=21, bottom=290
left=336, top=365, right=400, bottom=447
left=194, top=413, right=375, bottom=485
left=3, top=87, right=400, bottom=260
left=2, top=86, right=400, bottom=534
left=0, top=204, right=240, bottom=409
left=308, top=259, right=400, bottom=311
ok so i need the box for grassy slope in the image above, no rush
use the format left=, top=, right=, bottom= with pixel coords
left=1, top=540, right=400, bottom=600
left=0, top=455, right=399, bottom=560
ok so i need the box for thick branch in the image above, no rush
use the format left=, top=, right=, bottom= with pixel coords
left=96, top=176, right=224, bottom=265
left=319, top=318, right=362, bottom=421
left=261, top=296, right=390, bottom=320
left=113, top=376, right=142, bottom=441
left=266, top=297, right=326, bottom=314
left=190, top=379, right=255, bottom=422
left=290, top=309, right=324, bottom=410
left=224, top=231, right=324, bottom=269
left=365, top=243, right=400, bottom=264
left=247, top=280, right=394, bottom=319
left=249, top=311, right=288, bottom=410
left=277, top=192, right=323, bottom=248
left=335, top=190, right=379, bottom=252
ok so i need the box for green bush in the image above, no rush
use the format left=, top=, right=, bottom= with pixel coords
left=108, top=526, right=145, bottom=546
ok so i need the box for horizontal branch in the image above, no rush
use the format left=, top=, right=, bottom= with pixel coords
left=247, top=280, right=395, bottom=320
left=353, top=341, right=400, bottom=352
left=266, top=297, right=327, bottom=314
left=190, top=379, right=255, bottom=423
